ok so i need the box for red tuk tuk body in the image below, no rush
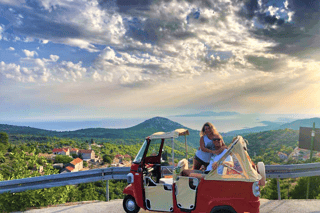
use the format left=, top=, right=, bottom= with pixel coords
left=123, top=130, right=265, bottom=213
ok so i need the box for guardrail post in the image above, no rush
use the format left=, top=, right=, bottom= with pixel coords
left=306, top=122, right=316, bottom=199
left=106, top=180, right=109, bottom=202
left=277, top=178, right=281, bottom=200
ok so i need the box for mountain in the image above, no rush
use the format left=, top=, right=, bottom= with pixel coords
left=243, top=128, right=299, bottom=157
left=175, top=111, right=240, bottom=117
left=223, top=117, right=320, bottom=137
left=279, top=117, right=320, bottom=130
left=222, top=121, right=283, bottom=137
left=0, top=124, right=55, bottom=135
left=0, top=117, right=201, bottom=148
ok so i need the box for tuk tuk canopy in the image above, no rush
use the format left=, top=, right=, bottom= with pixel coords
left=205, top=136, right=261, bottom=182
left=148, top=128, right=190, bottom=140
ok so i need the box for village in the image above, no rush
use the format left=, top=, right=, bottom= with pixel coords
left=28, top=144, right=133, bottom=174
left=25, top=142, right=320, bottom=175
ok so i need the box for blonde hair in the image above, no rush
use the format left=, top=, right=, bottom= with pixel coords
left=200, top=122, right=225, bottom=146
left=199, top=122, right=219, bottom=137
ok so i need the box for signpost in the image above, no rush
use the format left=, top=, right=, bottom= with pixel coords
left=299, top=123, right=318, bottom=199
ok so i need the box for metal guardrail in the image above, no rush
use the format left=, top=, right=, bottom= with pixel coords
left=0, top=166, right=173, bottom=201
left=0, top=167, right=130, bottom=201
left=265, top=162, right=320, bottom=200
left=265, top=162, right=320, bottom=178
left=0, top=164, right=319, bottom=201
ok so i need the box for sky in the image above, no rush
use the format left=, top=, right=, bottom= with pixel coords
left=1, top=0, right=320, bottom=127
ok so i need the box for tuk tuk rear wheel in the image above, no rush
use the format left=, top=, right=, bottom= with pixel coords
left=210, top=205, right=237, bottom=213
left=123, top=195, right=140, bottom=213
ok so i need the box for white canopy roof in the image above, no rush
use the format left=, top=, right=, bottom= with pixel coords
left=148, top=128, right=189, bottom=140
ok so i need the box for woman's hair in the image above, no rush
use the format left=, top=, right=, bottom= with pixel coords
left=200, top=122, right=219, bottom=137
left=200, top=122, right=225, bottom=146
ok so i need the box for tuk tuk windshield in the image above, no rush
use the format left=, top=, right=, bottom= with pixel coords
left=133, top=140, right=148, bottom=163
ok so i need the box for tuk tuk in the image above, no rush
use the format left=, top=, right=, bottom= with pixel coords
left=123, top=128, right=266, bottom=213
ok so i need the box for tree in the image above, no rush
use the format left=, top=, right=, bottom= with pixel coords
left=261, top=178, right=291, bottom=200
left=0, top=151, right=5, bottom=163
left=0, top=132, right=9, bottom=146
left=54, top=155, right=73, bottom=164
left=83, top=161, right=88, bottom=167
left=290, top=176, right=320, bottom=199
left=0, top=132, right=9, bottom=152
left=103, top=155, right=112, bottom=164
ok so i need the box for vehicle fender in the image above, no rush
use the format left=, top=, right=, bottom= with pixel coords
left=123, top=184, right=134, bottom=197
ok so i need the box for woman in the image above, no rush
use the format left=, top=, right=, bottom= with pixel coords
left=193, top=122, right=227, bottom=170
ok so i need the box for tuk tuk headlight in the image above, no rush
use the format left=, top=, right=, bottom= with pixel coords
left=127, top=173, right=134, bottom=184
left=252, top=181, right=260, bottom=197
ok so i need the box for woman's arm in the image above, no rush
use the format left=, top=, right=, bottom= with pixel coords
left=199, top=136, right=215, bottom=153
left=212, top=145, right=227, bottom=155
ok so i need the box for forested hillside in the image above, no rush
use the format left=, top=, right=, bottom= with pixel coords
left=0, top=117, right=201, bottom=148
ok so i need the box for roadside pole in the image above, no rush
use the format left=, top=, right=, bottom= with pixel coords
left=277, top=178, right=281, bottom=200
left=306, top=122, right=316, bottom=199
left=172, top=137, right=174, bottom=167
left=185, top=135, right=188, bottom=159
left=106, top=180, right=109, bottom=201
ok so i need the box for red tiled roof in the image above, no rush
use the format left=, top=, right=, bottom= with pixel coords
left=70, top=148, right=79, bottom=151
left=79, top=150, right=93, bottom=153
left=65, top=166, right=74, bottom=171
left=53, top=148, right=69, bottom=153
left=70, top=158, right=83, bottom=165
left=115, top=154, right=124, bottom=158
left=124, top=154, right=131, bottom=158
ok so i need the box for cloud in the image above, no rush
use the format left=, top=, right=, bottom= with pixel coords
left=1, top=54, right=87, bottom=83
left=7, top=47, right=15, bottom=51
left=1, top=0, right=320, bottom=118
left=22, top=49, right=38, bottom=58
left=0, top=25, right=3, bottom=40
left=0, top=0, right=25, bottom=7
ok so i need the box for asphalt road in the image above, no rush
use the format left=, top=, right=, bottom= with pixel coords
left=16, top=199, right=320, bottom=213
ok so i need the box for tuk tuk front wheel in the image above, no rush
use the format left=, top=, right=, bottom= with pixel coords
left=123, top=195, right=140, bottom=213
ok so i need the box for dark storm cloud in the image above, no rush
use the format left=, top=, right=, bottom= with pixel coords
left=1, top=4, right=82, bottom=40
left=16, top=18, right=82, bottom=39
left=246, top=55, right=287, bottom=72
left=237, top=0, right=320, bottom=60
left=115, top=0, right=152, bottom=12
left=239, top=0, right=259, bottom=19
left=124, top=16, right=195, bottom=45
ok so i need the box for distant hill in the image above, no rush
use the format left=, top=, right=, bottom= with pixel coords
left=0, top=117, right=201, bottom=148
left=243, top=128, right=299, bottom=157
left=279, top=117, right=320, bottom=130
left=222, top=121, right=283, bottom=137
left=223, top=117, right=320, bottom=137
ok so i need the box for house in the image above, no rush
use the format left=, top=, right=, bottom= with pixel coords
left=64, top=158, right=83, bottom=172
left=52, top=148, right=70, bottom=156
left=38, top=153, right=55, bottom=160
left=278, top=152, right=288, bottom=160
left=79, top=150, right=95, bottom=160
left=115, top=154, right=124, bottom=159
left=124, top=154, right=131, bottom=159
left=70, top=148, right=79, bottom=155
left=115, top=154, right=124, bottom=163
